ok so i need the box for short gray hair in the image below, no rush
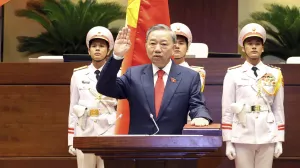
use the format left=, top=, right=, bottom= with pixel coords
left=145, top=24, right=176, bottom=43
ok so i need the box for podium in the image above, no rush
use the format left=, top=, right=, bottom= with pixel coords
left=73, top=124, right=222, bottom=168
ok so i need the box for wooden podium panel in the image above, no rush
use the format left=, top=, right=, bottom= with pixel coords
left=74, top=124, right=222, bottom=168
left=74, top=135, right=222, bottom=159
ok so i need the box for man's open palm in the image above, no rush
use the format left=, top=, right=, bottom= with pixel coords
left=114, top=27, right=131, bottom=57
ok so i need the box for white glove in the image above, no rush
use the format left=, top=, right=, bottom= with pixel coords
left=190, top=117, right=209, bottom=126
left=73, top=105, right=87, bottom=117
left=68, top=145, right=77, bottom=156
left=226, top=141, right=236, bottom=160
left=230, top=103, right=244, bottom=114
left=230, top=103, right=246, bottom=127
left=274, top=142, right=283, bottom=158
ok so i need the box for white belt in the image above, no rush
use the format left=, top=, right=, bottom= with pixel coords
left=244, top=105, right=269, bottom=113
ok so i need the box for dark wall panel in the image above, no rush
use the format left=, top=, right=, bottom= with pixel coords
left=169, top=0, right=238, bottom=53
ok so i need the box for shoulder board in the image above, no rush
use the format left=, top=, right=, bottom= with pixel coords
left=267, top=64, right=281, bottom=70
left=74, top=65, right=88, bottom=72
left=228, top=64, right=242, bottom=70
left=190, top=65, right=204, bottom=69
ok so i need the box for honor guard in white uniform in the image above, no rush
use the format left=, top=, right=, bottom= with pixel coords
left=222, top=23, right=285, bottom=168
left=171, top=22, right=208, bottom=125
left=68, top=26, right=120, bottom=168
left=170, top=22, right=206, bottom=92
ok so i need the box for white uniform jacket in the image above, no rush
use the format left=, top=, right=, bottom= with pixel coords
left=222, top=61, right=285, bottom=144
left=68, top=64, right=119, bottom=146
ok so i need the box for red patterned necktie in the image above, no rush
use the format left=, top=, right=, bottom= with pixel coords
left=155, top=70, right=165, bottom=117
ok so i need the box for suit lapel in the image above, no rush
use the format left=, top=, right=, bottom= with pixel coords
left=241, top=61, right=256, bottom=80
left=245, top=69, right=256, bottom=80
left=88, top=72, right=97, bottom=83
left=240, top=64, right=257, bottom=93
left=141, top=65, right=155, bottom=117
left=157, top=63, right=181, bottom=120
left=87, top=65, right=97, bottom=83
left=240, top=69, right=260, bottom=93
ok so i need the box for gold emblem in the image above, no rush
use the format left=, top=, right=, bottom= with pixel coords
left=261, top=73, right=276, bottom=86
left=257, top=73, right=278, bottom=97
left=89, top=109, right=100, bottom=117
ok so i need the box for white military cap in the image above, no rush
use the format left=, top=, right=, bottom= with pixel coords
left=170, top=22, right=192, bottom=46
left=238, top=23, right=266, bottom=47
left=86, top=26, right=114, bottom=51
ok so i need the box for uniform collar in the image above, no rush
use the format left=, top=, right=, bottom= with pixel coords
left=179, top=61, right=190, bottom=68
left=242, top=60, right=267, bottom=79
left=88, top=63, right=104, bottom=74
left=242, top=60, right=265, bottom=72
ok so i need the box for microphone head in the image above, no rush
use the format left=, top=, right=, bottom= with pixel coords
left=150, top=114, right=153, bottom=118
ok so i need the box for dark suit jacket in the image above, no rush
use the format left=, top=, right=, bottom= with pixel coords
left=97, top=57, right=212, bottom=135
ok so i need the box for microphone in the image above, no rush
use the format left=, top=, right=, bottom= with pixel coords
left=149, top=114, right=159, bottom=135
left=98, top=113, right=123, bottom=136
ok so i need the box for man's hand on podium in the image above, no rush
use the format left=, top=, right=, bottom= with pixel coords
left=190, top=117, right=209, bottom=126
left=68, top=145, right=77, bottom=156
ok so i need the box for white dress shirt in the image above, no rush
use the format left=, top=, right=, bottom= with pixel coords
left=152, top=59, right=172, bottom=86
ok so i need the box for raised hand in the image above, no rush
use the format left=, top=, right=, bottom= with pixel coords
left=113, top=27, right=131, bottom=57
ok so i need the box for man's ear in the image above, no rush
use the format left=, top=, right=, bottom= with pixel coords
left=241, top=47, right=245, bottom=53
left=88, top=48, right=91, bottom=55
left=172, top=44, right=176, bottom=55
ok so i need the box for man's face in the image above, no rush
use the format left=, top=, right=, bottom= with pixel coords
left=145, top=30, right=175, bottom=68
left=174, top=35, right=188, bottom=59
left=242, top=37, right=264, bottom=60
left=88, top=39, right=109, bottom=62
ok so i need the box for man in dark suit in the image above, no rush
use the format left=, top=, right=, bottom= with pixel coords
left=97, top=24, right=212, bottom=135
